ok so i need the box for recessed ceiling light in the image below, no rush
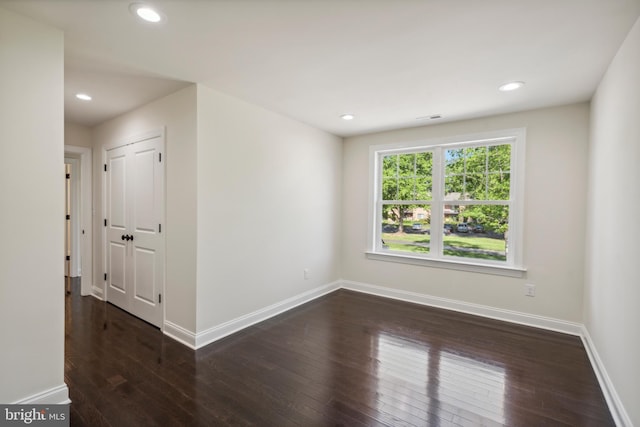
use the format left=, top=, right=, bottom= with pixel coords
left=341, top=114, right=355, bottom=121
left=498, top=81, right=525, bottom=92
left=75, top=93, right=92, bottom=101
left=130, top=3, right=164, bottom=23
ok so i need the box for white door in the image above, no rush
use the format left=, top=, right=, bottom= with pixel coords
left=106, top=135, right=164, bottom=327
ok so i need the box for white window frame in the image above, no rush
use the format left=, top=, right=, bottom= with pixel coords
left=367, top=128, right=526, bottom=277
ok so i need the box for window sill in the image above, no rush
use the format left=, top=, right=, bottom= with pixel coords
left=365, top=251, right=526, bottom=278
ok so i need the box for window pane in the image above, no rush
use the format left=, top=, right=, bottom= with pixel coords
left=444, top=144, right=512, bottom=201
left=382, top=152, right=433, bottom=201
left=382, top=204, right=431, bottom=254
left=446, top=148, right=465, bottom=171
left=382, top=177, right=397, bottom=200
left=397, top=178, right=415, bottom=200
left=465, top=173, right=486, bottom=200
left=442, top=205, right=509, bottom=261
left=445, top=174, right=464, bottom=198
left=488, top=144, right=511, bottom=172
left=415, top=177, right=432, bottom=200
left=397, top=154, right=415, bottom=177
left=465, top=146, right=487, bottom=174
left=488, top=172, right=510, bottom=200
left=415, top=152, right=433, bottom=176
left=415, top=152, right=433, bottom=200
left=382, top=155, right=398, bottom=200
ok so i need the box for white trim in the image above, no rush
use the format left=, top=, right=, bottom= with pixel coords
left=163, top=320, right=197, bottom=349
left=340, top=280, right=582, bottom=336
left=190, top=281, right=341, bottom=349
left=368, top=128, right=526, bottom=274
left=160, top=278, right=624, bottom=425
left=365, top=251, right=526, bottom=278
left=102, top=128, right=163, bottom=151
left=91, top=286, right=104, bottom=300
left=581, top=326, right=632, bottom=427
left=64, top=157, right=81, bottom=277
left=13, top=384, right=70, bottom=405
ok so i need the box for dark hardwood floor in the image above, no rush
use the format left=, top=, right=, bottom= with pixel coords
left=65, top=282, right=613, bottom=426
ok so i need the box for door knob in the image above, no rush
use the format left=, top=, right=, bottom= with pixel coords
left=121, top=235, right=126, bottom=241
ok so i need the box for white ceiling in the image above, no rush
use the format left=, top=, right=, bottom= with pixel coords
left=2, top=0, right=639, bottom=136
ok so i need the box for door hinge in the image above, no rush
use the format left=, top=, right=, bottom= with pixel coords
left=104, top=218, right=108, bottom=227
left=66, top=255, right=70, bottom=261
left=159, top=152, right=162, bottom=163
left=104, top=164, right=107, bottom=172
left=66, top=214, right=71, bottom=220
left=66, top=173, right=70, bottom=179
left=104, top=273, right=107, bottom=281
left=158, top=293, right=162, bottom=304
left=158, top=224, right=161, bottom=233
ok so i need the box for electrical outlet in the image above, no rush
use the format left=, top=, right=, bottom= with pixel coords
left=525, top=283, right=536, bottom=297
left=304, top=268, right=310, bottom=280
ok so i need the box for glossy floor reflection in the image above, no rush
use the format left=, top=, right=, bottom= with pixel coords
left=66, top=284, right=614, bottom=426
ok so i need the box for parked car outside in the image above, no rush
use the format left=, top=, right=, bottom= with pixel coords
left=473, top=224, right=484, bottom=233
left=457, top=223, right=470, bottom=233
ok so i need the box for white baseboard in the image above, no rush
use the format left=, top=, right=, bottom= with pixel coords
left=13, top=384, right=70, bottom=405
left=193, top=281, right=341, bottom=349
left=92, top=285, right=104, bottom=300
left=340, top=279, right=583, bottom=336
left=163, top=320, right=197, bottom=350
left=157, top=278, right=628, bottom=426
left=581, top=326, right=632, bottom=427
left=340, top=280, right=635, bottom=425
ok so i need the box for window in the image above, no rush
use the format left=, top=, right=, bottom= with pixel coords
left=368, top=129, right=525, bottom=276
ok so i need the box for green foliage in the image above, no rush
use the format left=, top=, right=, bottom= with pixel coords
left=461, top=205, right=509, bottom=234
left=445, top=144, right=511, bottom=234
left=445, top=144, right=510, bottom=200
left=382, top=152, right=433, bottom=201
left=382, top=152, right=433, bottom=231
left=381, top=144, right=512, bottom=235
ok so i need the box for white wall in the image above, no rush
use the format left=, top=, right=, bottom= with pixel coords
left=585, top=16, right=640, bottom=427
left=195, top=85, right=343, bottom=332
left=65, top=122, right=92, bottom=148
left=92, top=85, right=198, bottom=333
left=0, top=7, right=66, bottom=403
left=343, top=103, right=590, bottom=323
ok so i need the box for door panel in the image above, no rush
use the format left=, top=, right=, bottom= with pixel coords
left=133, top=246, right=155, bottom=304
left=108, top=153, right=127, bottom=230
left=108, top=243, right=127, bottom=293
left=133, top=148, right=156, bottom=233
left=106, top=146, right=129, bottom=311
left=105, top=134, right=164, bottom=328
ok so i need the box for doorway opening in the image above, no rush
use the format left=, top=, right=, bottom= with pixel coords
left=64, top=145, right=93, bottom=296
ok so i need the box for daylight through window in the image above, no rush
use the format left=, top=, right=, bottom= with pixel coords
left=370, top=129, right=525, bottom=273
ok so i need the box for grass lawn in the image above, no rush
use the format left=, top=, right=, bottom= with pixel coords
left=382, top=232, right=506, bottom=261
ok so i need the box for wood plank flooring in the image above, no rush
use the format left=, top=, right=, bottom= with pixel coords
left=65, top=283, right=614, bottom=426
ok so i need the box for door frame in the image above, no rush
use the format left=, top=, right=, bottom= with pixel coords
left=101, top=128, right=166, bottom=329
left=64, top=158, right=79, bottom=277
left=64, top=145, right=93, bottom=296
